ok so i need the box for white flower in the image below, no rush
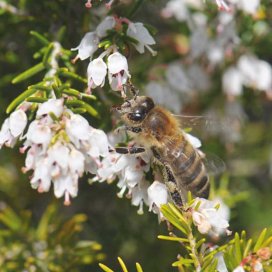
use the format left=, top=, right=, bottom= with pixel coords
left=87, top=58, right=107, bottom=89
left=185, top=133, right=202, bottom=149
left=36, top=98, right=64, bottom=118
left=65, top=113, right=91, bottom=147
left=0, top=109, right=27, bottom=148
left=30, top=157, right=52, bottom=193
left=191, top=197, right=230, bottom=237
left=131, top=179, right=149, bottom=214
left=147, top=181, right=168, bottom=211
left=107, top=52, right=130, bottom=91
left=234, top=0, right=260, bottom=14
left=223, top=67, right=244, bottom=96
left=216, top=252, right=228, bottom=272
left=253, top=261, right=263, bottom=272
left=87, top=128, right=109, bottom=157
left=214, top=0, right=230, bottom=11
left=26, top=120, right=52, bottom=150
left=233, top=266, right=245, bottom=272
left=127, top=22, right=156, bottom=56
left=96, top=16, right=116, bottom=38
left=161, top=0, right=189, bottom=22
left=238, top=55, right=272, bottom=92
left=71, top=32, right=99, bottom=60
left=54, top=174, right=78, bottom=205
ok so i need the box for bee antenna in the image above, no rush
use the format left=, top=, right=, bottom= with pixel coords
left=127, top=80, right=139, bottom=99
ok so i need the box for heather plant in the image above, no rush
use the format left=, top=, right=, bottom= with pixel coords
left=0, top=0, right=271, bottom=271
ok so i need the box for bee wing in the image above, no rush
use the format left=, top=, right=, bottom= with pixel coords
left=185, top=130, right=225, bottom=175
left=200, top=151, right=226, bottom=176
left=173, top=114, right=227, bottom=136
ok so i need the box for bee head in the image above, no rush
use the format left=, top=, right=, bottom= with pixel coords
left=118, top=96, right=155, bottom=124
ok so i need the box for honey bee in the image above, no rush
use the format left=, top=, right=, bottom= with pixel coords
left=114, top=95, right=212, bottom=208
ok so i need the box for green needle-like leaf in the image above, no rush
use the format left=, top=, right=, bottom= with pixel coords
left=135, top=263, right=143, bottom=272
left=99, top=263, right=114, bottom=272
left=12, top=62, right=45, bottom=84
left=253, top=228, right=267, bottom=252
left=6, top=87, right=37, bottom=113
left=30, top=31, right=50, bottom=45
left=234, top=233, right=242, bottom=263
left=157, top=235, right=189, bottom=243
left=118, top=257, right=128, bottom=272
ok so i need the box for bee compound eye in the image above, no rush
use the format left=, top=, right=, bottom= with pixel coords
left=128, top=112, right=143, bottom=121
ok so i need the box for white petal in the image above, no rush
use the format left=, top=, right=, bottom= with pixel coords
left=223, top=67, right=243, bottom=96
left=108, top=52, right=129, bottom=74
left=27, top=120, right=52, bottom=146
left=233, top=266, right=245, bottom=272
left=69, top=148, right=85, bottom=176
left=127, top=22, right=155, bottom=54
left=96, top=16, right=116, bottom=38
left=216, top=253, right=228, bottom=272
left=65, top=113, right=91, bottom=146
left=0, top=118, right=12, bottom=146
left=9, top=109, right=27, bottom=138
left=71, top=32, right=99, bottom=60
left=87, top=58, right=107, bottom=86
left=37, top=99, right=64, bottom=118
left=88, top=128, right=109, bottom=157
left=30, top=158, right=51, bottom=192
left=48, top=142, right=70, bottom=172
left=147, top=181, right=168, bottom=208
left=185, top=133, right=202, bottom=149
left=54, top=174, right=78, bottom=198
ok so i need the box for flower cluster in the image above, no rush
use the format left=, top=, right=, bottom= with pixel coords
left=0, top=99, right=110, bottom=205
left=162, top=0, right=260, bottom=20
left=191, top=197, right=230, bottom=238
left=223, top=54, right=272, bottom=98
left=233, top=246, right=271, bottom=272
left=72, top=16, right=156, bottom=94
left=84, top=0, right=115, bottom=9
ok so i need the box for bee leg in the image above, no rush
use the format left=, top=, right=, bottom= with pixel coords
left=164, top=166, right=183, bottom=208
left=114, top=146, right=145, bottom=154
left=151, top=147, right=183, bottom=208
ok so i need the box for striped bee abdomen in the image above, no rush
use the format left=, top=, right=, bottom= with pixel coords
left=165, top=135, right=210, bottom=199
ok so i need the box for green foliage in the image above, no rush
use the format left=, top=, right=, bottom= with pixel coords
left=7, top=33, right=98, bottom=118
left=99, top=257, right=143, bottom=272
left=0, top=203, right=105, bottom=271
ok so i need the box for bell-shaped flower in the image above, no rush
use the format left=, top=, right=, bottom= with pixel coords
left=147, top=181, right=168, bottom=211
left=30, top=157, right=52, bottom=193
left=68, top=148, right=85, bottom=176
left=26, top=120, right=52, bottom=150
left=0, top=109, right=27, bottom=148
left=47, top=142, right=70, bottom=176
left=233, top=266, right=245, bottom=272
left=87, top=58, right=107, bottom=89
left=107, top=52, right=130, bottom=91
left=235, top=0, right=260, bottom=15
left=87, top=128, right=109, bottom=157
left=96, top=16, right=116, bottom=38
left=191, top=197, right=230, bottom=237
left=185, top=133, right=202, bottom=149
left=223, top=66, right=243, bottom=96
left=131, top=179, right=149, bottom=214
left=127, top=22, right=156, bottom=56
left=65, top=112, right=91, bottom=148
left=53, top=174, right=78, bottom=206
left=71, top=32, right=99, bottom=61
left=37, top=98, right=64, bottom=118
